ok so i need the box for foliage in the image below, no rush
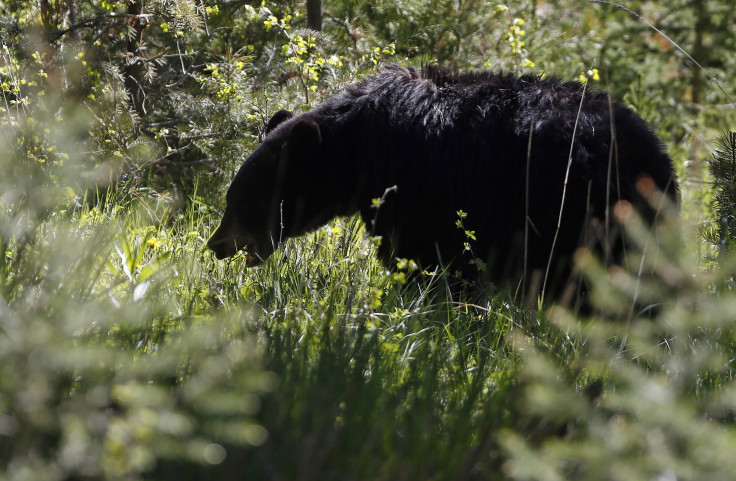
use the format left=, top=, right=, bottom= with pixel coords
left=503, top=195, right=736, bottom=481
left=2, top=0, right=736, bottom=480
left=0, top=109, right=275, bottom=479
left=704, top=131, right=736, bottom=263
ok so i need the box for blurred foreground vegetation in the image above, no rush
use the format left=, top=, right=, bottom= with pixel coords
left=2, top=1, right=736, bottom=480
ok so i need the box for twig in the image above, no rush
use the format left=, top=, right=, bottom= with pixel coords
left=587, top=0, right=736, bottom=108
left=541, top=81, right=588, bottom=305
left=47, top=13, right=153, bottom=42
left=522, top=117, right=534, bottom=303
left=323, top=13, right=358, bottom=47
left=604, top=90, right=622, bottom=266
left=137, top=142, right=194, bottom=169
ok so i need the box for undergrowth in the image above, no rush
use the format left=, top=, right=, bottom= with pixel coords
left=5, top=150, right=736, bottom=480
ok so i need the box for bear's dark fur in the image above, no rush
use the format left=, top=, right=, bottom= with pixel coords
left=208, top=65, right=678, bottom=305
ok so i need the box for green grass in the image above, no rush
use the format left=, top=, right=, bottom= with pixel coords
left=0, top=182, right=522, bottom=480
left=2, top=91, right=736, bottom=481
left=183, top=213, right=522, bottom=480
left=5, top=174, right=736, bottom=481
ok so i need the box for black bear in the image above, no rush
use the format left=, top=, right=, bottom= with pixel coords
left=208, top=65, right=678, bottom=305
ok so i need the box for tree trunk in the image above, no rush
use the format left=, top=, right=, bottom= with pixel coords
left=38, top=0, right=53, bottom=38
left=691, top=0, right=708, bottom=106
left=124, top=0, right=149, bottom=115
left=307, top=0, right=322, bottom=31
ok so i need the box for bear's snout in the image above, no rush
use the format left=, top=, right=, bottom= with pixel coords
left=207, top=228, right=238, bottom=259
left=207, top=224, right=265, bottom=264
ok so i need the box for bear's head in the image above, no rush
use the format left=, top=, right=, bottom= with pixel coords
left=207, top=110, right=325, bottom=264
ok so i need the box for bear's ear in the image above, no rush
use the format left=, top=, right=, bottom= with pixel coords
left=266, top=109, right=293, bottom=134
left=286, top=118, right=322, bottom=159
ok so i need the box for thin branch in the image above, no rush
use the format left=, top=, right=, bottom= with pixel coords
left=137, top=142, right=194, bottom=170
left=587, top=0, right=736, bottom=108
left=541, top=81, right=588, bottom=305
left=47, top=13, right=153, bottom=42
left=604, top=90, right=621, bottom=266
left=141, top=119, right=187, bottom=128
left=522, top=117, right=534, bottom=304
left=323, top=13, right=358, bottom=47
left=152, top=158, right=216, bottom=167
